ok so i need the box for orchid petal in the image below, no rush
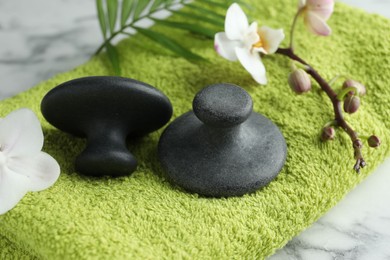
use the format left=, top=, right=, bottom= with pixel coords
left=248, top=22, right=258, bottom=34
left=235, top=47, right=267, bottom=85
left=253, top=47, right=268, bottom=55
left=225, top=3, right=249, bottom=40
left=304, top=12, right=332, bottom=36
left=0, top=109, right=43, bottom=157
left=245, top=22, right=260, bottom=47
left=258, top=26, right=285, bottom=54
left=307, top=0, right=334, bottom=20
left=8, top=152, right=60, bottom=192
left=214, top=32, right=240, bottom=61
left=0, top=169, right=29, bottom=214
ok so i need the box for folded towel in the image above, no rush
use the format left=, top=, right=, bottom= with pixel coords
left=1, top=1, right=389, bottom=258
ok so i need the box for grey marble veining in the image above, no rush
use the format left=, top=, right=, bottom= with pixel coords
left=270, top=159, right=390, bottom=260
left=0, top=0, right=389, bottom=259
left=0, top=0, right=99, bottom=98
left=0, top=0, right=175, bottom=99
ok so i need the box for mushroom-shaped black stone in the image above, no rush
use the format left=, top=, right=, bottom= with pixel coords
left=158, top=83, right=287, bottom=197
left=41, top=76, right=172, bottom=177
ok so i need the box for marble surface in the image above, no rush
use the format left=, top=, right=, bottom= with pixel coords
left=0, top=0, right=389, bottom=259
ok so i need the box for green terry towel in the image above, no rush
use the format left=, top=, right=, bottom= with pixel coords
left=1, top=0, right=389, bottom=259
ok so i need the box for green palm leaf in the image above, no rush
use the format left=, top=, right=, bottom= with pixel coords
left=121, top=0, right=133, bottom=27
left=95, top=0, right=239, bottom=75
left=106, top=42, right=121, bottom=75
left=170, top=10, right=224, bottom=27
left=96, top=0, right=107, bottom=38
left=153, top=19, right=216, bottom=38
left=196, top=0, right=227, bottom=8
left=133, top=0, right=150, bottom=20
left=150, top=0, right=165, bottom=11
left=185, top=4, right=225, bottom=20
left=133, top=27, right=206, bottom=61
left=107, top=0, right=118, bottom=33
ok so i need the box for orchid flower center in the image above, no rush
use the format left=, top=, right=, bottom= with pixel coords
left=252, top=38, right=263, bottom=49
left=251, top=32, right=267, bottom=53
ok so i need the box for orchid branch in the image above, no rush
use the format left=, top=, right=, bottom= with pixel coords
left=275, top=47, right=366, bottom=172
left=214, top=2, right=381, bottom=173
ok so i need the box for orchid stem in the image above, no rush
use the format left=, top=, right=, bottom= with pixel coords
left=290, top=61, right=297, bottom=70
left=328, top=74, right=351, bottom=87
left=323, top=120, right=337, bottom=128
left=289, top=8, right=304, bottom=50
left=336, top=87, right=357, bottom=101
left=276, top=47, right=366, bottom=173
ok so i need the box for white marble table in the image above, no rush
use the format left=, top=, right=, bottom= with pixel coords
left=0, top=1, right=389, bottom=259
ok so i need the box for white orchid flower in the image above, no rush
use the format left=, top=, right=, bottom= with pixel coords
left=214, top=3, right=285, bottom=85
left=0, top=108, right=60, bottom=215
left=299, top=0, right=334, bottom=36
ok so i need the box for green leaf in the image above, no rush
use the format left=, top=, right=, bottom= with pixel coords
left=134, top=27, right=206, bottom=61
left=96, top=0, right=107, bottom=38
left=170, top=10, right=224, bottom=28
left=121, top=0, right=133, bottom=27
left=150, top=0, right=165, bottom=11
left=133, top=0, right=150, bottom=20
left=196, top=0, right=228, bottom=8
left=163, top=0, right=176, bottom=7
left=186, top=4, right=225, bottom=20
left=234, top=0, right=252, bottom=9
left=105, top=42, right=121, bottom=75
left=107, top=0, right=118, bottom=34
left=153, top=19, right=216, bottom=38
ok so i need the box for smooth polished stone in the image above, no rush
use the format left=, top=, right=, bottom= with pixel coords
left=158, top=83, right=287, bottom=197
left=41, top=76, right=173, bottom=177
left=2, top=0, right=390, bottom=258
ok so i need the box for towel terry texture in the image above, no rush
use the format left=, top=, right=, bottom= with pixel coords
left=0, top=0, right=389, bottom=259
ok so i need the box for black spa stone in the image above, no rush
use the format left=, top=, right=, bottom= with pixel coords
left=158, top=83, right=287, bottom=197
left=41, top=76, right=172, bottom=177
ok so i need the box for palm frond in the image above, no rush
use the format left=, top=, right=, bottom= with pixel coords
left=95, top=0, right=240, bottom=75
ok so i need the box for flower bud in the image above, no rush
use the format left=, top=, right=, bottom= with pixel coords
left=288, top=69, right=311, bottom=94
left=344, top=96, right=360, bottom=114
left=321, top=126, right=335, bottom=141
left=368, top=135, right=381, bottom=148
left=342, top=79, right=366, bottom=96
